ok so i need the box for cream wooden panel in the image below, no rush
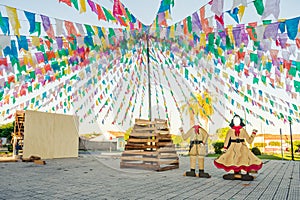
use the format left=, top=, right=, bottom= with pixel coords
left=23, top=110, right=79, bottom=159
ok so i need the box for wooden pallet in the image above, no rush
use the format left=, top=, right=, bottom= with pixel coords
left=12, top=111, right=25, bottom=158
left=120, top=118, right=179, bottom=171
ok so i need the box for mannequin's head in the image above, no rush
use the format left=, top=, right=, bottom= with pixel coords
left=229, top=115, right=246, bottom=127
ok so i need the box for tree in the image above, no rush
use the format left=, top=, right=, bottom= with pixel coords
left=269, top=141, right=281, bottom=146
left=212, top=141, right=224, bottom=154
left=171, top=135, right=183, bottom=145
left=0, top=122, right=14, bottom=142
left=181, top=91, right=214, bottom=127
left=124, top=127, right=133, bottom=141
left=216, top=127, right=230, bottom=141
left=254, top=142, right=267, bottom=148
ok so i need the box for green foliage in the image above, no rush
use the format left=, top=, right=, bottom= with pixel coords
left=269, top=141, right=281, bottom=146
left=7, top=144, right=13, bottom=152
left=0, top=122, right=14, bottom=142
left=212, top=141, right=224, bottom=154
left=293, top=140, right=300, bottom=147
left=216, top=127, right=230, bottom=141
left=254, top=142, right=267, bottom=148
left=251, top=147, right=261, bottom=155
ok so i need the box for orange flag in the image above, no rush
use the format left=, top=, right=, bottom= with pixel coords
left=96, top=4, right=106, bottom=21
left=183, top=18, right=188, bottom=35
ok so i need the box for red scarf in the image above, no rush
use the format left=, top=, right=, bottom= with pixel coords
left=232, top=126, right=242, bottom=137
left=193, top=125, right=201, bottom=134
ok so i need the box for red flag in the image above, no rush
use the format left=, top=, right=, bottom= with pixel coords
left=64, top=21, right=77, bottom=36
left=96, top=4, right=106, bottom=21
left=0, top=58, right=8, bottom=67
left=59, top=0, right=71, bottom=6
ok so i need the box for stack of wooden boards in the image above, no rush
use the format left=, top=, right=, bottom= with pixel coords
left=120, top=119, right=179, bottom=171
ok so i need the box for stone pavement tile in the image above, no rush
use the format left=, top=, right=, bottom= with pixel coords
left=1, top=155, right=299, bottom=199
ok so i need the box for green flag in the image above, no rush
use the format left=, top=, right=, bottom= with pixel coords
left=187, top=16, right=192, bottom=33
left=102, top=7, right=116, bottom=22
left=84, top=24, right=95, bottom=36
left=71, top=0, right=79, bottom=10
left=254, top=0, right=264, bottom=15
left=32, top=22, right=41, bottom=36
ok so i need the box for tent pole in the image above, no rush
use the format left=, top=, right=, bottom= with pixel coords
left=146, top=34, right=152, bottom=121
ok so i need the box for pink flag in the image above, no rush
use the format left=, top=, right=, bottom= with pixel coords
left=113, top=0, right=123, bottom=16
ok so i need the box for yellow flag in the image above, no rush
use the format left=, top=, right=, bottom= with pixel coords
left=31, top=36, right=40, bottom=47
left=200, top=33, right=206, bottom=47
left=6, top=6, right=21, bottom=36
left=93, top=26, right=98, bottom=36
left=227, top=25, right=235, bottom=45
left=169, top=25, right=175, bottom=39
left=165, top=10, right=172, bottom=20
left=80, top=0, right=86, bottom=13
left=238, top=5, right=245, bottom=21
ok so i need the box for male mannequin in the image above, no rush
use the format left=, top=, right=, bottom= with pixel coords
left=180, top=125, right=210, bottom=178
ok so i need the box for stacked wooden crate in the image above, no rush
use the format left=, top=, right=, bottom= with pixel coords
left=120, top=118, right=179, bottom=171
left=13, top=110, right=25, bottom=157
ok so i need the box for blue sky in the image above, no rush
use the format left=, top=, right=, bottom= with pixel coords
left=0, top=0, right=299, bottom=135
left=0, top=0, right=299, bottom=27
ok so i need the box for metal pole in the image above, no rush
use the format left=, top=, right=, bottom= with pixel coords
left=289, top=120, right=294, bottom=161
left=146, top=34, right=152, bottom=120
left=280, top=128, right=283, bottom=160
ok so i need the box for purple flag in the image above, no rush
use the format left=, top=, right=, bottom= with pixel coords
left=41, top=15, right=51, bottom=32
left=263, top=22, right=279, bottom=40
left=232, top=27, right=241, bottom=47
left=158, top=12, right=165, bottom=24
left=87, top=0, right=97, bottom=13
left=278, top=33, right=288, bottom=48
left=56, top=37, right=63, bottom=50
left=192, top=12, right=202, bottom=32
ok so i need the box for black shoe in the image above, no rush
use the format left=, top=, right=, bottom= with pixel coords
left=185, top=169, right=196, bottom=177
left=241, top=174, right=254, bottom=181
left=223, top=174, right=235, bottom=180
left=199, top=170, right=211, bottom=178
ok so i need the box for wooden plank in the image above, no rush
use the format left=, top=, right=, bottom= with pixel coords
left=127, top=138, right=158, bottom=143
left=158, top=154, right=178, bottom=159
left=0, top=157, right=18, bottom=162
left=157, top=134, right=172, bottom=138
left=157, top=148, right=177, bottom=153
left=156, top=164, right=179, bottom=172
left=120, top=162, right=159, bottom=170
left=157, top=142, right=175, bottom=147
left=125, top=145, right=157, bottom=150
left=122, top=151, right=158, bottom=156
left=158, top=159, right=179, bottom=165
left=134, top=127, right=156, bottom=131
left=121, top=156, right=159, bottom=162
left=135, top=118, right=151, bottom=123
left=130, top=132, right=158, bottom=137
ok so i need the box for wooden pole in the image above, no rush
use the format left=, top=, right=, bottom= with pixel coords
left=146, top=34, right=152, bottom=120
left=289, top=120, right=294, bottom=161
left=280, top=128, right=283, bottom=160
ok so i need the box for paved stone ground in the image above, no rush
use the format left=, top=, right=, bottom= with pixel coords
left=0, top=152, right=299, bottom=200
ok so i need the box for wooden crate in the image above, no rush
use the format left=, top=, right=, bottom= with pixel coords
left=120, top=118, right=179, bottom=171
